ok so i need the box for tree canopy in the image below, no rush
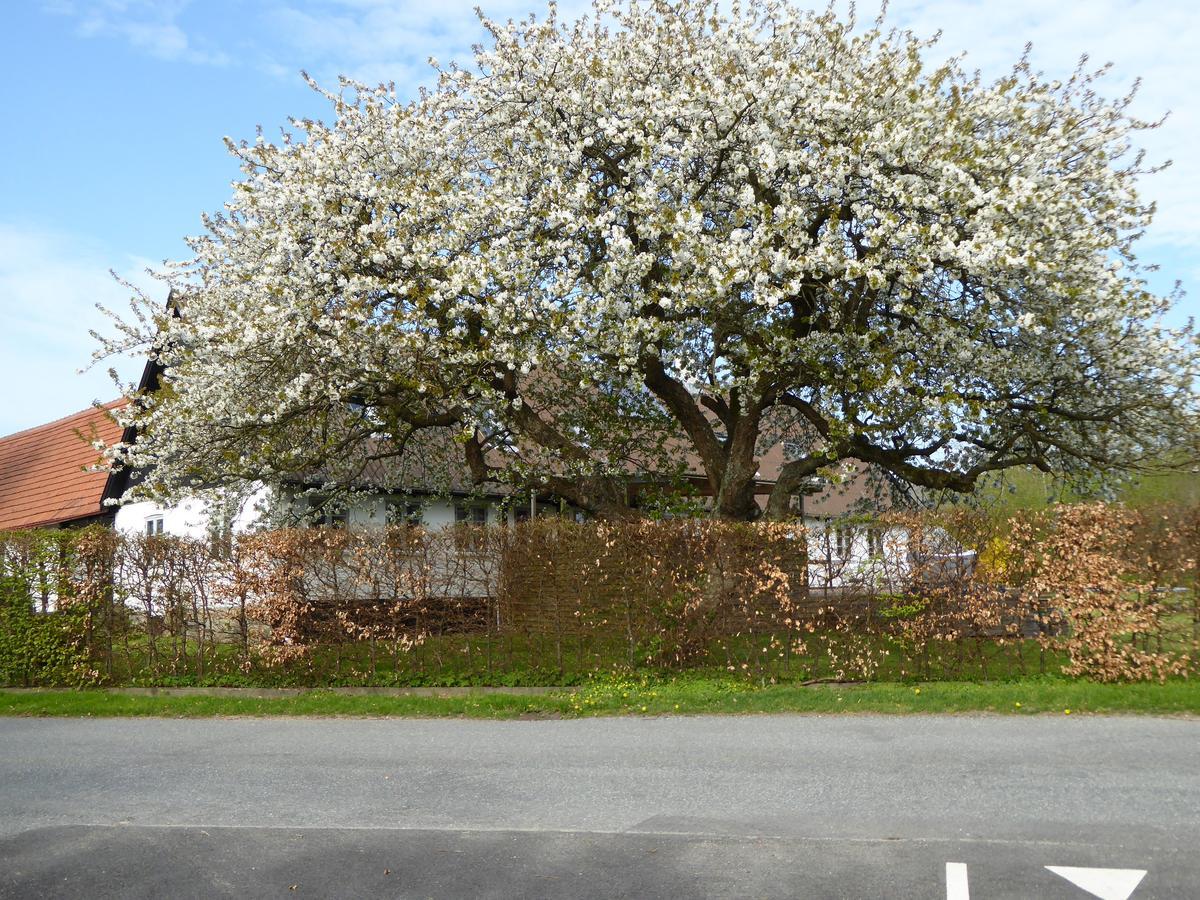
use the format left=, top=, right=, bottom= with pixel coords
left=100, top=0, right=1199, bottom=520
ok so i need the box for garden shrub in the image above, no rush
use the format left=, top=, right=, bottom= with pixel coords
left=0, top=505, right=1195, bottom=686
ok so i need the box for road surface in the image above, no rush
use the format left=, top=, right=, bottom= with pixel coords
left=1, top=714, right=1196, bottom=898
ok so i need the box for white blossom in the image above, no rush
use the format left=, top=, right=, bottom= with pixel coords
left=96, top=0, right=1198, bottom=520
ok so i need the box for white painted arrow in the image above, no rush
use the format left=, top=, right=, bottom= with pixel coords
left=1045, top=866, right=1146, bottom=900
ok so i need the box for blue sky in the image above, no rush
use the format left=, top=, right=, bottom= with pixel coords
left=1, top=0, right=1197, bottom=434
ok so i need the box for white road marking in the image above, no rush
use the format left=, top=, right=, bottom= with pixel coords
left=1045, top=866, right=1147, bottom=900
left=945, top=862, right=970, bottom=900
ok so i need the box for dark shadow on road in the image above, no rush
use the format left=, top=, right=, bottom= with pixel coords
left=0, top=825, right=1188, bottom=900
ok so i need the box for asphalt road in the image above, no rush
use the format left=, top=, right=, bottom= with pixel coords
left=0, top=715, right=1197, bottom=898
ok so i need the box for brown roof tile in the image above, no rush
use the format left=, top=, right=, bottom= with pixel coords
left=0, top=401, right=124, bottom=531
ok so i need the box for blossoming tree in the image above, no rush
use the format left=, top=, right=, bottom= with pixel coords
left=99, top=0, right=1198, bottom=521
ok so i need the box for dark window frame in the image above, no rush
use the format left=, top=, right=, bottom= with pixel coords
left=454, top=503, right=488, bottom=526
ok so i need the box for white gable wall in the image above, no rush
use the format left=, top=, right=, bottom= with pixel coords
left=113, top=485, right=270, bottom=538
left=113, top=487, right=512, bottom=537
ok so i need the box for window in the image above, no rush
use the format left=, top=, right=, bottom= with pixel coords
left=307, top=499, right=348, bottom=529
left=511, top=495, right=581, bottom=522
left=209, top=516, right=233, bottom=557
left=145, top=516, right=164, bottom=536
left=454, top=503, right=488, bottom=525
left=386, top=498, right=424, bottom=527
left=867, top=527, right=885, bottom=558
left=208, top=496, right=236, bottom=557
left=835, top=525, right=856, bottom=559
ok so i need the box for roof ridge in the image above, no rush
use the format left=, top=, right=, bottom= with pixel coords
left=0, top=399, right=125, bottom=445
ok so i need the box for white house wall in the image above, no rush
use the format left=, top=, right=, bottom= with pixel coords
left=114, top=487, right=516, bottom=538
left=115, top=497, right=209, bottom=538
left=802, top=518, right=912, bottom=594
left=113, top=485, right=270, bottom=538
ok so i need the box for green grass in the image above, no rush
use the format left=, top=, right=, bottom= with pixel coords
left=3, top=676, right=1198, bottom=718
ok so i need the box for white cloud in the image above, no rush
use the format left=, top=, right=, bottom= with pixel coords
left=0, top=225, right=161, bottom=435
left=44, top=0, right=230, bottom=65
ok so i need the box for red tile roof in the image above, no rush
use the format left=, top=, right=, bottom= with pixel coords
left=0, top=401, right=125, bottom=531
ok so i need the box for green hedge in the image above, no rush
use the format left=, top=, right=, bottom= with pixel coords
left=0, top=572, right=90, bottom=686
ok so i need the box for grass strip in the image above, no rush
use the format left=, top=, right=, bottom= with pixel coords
left=2, top=677, right=1199, bottom=719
